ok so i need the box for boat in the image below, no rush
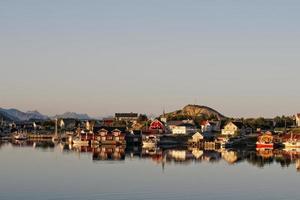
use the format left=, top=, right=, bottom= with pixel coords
left=13, top=132, right=27, bottom=140
left=72, top=137, right=89, bottom=146
left=72, top=130, right=89, bottom=146
left=283, top=133, right=300, bottom=148
left=256, top=141, right=273, bottom=149
left=284, top=141, right=300, bottom=148
left=142, top=135, right=159, bottom=148
left=256, top=132, right=273, bottom=149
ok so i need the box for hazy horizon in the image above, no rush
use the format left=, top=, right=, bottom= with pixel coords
left=1, top=1, right=299, bottom=118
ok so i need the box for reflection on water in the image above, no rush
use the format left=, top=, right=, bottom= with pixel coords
left=1, top=140, right=300, bottom=172
left=0, top=140, right=299, bottom=200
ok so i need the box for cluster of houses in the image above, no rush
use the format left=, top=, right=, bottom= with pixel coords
left=2, top=112, right=300, bottom=148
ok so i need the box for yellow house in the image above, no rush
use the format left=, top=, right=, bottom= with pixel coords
left=221, top=122, right=246, bottom=136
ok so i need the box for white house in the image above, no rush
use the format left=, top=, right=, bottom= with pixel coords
left=296, top=113, right=300, bottom=127
left=167, top=120, right=197, bottom=135
left=171, top=126, right=188, bottom=135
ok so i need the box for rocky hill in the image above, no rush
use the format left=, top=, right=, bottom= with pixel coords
left=162, top=104, right=226, bottom=120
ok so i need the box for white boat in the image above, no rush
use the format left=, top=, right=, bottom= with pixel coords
left=72, top=137, right=89, bottom=146
left=283, top=141, right=300, bottom=148
left=52, top=135, right=60, bottom=143
left=72, top=130, right=89, bottom=146
left=142, top=135, right=159, bottom=148
left=13, top=132, right=27, bottom=140
left=283, top=133, right=300, bottom=148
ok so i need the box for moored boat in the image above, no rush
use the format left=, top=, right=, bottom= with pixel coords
left=13, top=132, right=28, bottom=140
left=72, top=137, right=89, bottom=146
left=283, top=133, right=300, bottom=148
left=142, top=135, right=159, bottom=148
left=256, top=131, right=273, bottom=149
left=72, top=130, right=89, bottom=146
left=256, top=142, right=274, bottom=149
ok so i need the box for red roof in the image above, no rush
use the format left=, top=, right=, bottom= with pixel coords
left=149, top=120, right=164, bottom=130
left=200, top=120, right=210, bottom=126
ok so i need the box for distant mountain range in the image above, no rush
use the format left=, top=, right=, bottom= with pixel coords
left=0, top=104, right=225, bottom=122
left=0, top=108, right=49, bottom=121
left=0, top=108, right=92, bottom=121
left=53, top=112, right=91, bottom=120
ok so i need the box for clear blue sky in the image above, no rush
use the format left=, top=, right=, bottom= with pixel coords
left=0, top=0, right=299, bottom=118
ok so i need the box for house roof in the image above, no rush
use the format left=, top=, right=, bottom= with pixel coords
left=200, top=120, right=210, bottom=126
left=115, top=113, right=138, bottom=118
left=94, top=126, right=126, bottom=133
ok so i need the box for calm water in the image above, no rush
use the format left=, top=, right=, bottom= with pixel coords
left=0, top=140, right=299, bottom=200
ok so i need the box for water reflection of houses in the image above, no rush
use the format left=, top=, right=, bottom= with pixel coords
left=68, top=145, right=126, bottom=161
left=165, top=148, right=221, bottom=164
left=246, top=149, right=300, bottom=169
left=92, top=146, right=125, bottom=161
left=221, top=150, right=240, bottom=164
left=3, top=138, right=300, bottom=171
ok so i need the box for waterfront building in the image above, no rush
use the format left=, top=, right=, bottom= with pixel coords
left=167, top=120, right=197, bottom=135
left=221, top=121, right=248, bottom=136
left=94, top=128, right=126, bottom=145
left=190, top=132, right=204, bottom=143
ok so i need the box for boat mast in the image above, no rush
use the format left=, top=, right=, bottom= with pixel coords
left=55, top=118, right=58, bottom=137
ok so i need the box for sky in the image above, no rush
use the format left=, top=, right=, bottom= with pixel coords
left=0, top=0, right=300, bottom=118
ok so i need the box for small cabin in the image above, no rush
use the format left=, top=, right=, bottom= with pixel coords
left=191, top=132, right=204, bottom=143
